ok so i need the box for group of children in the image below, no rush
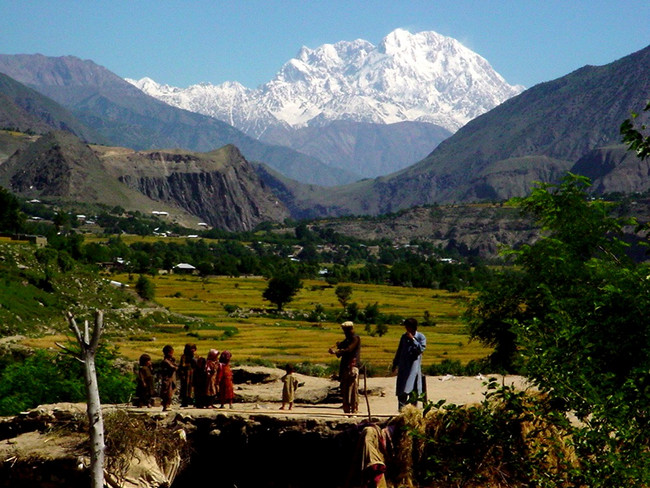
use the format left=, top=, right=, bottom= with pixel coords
left=135, top=343, right=303, bottom=411
left=135, top=343, right=234, bottom=411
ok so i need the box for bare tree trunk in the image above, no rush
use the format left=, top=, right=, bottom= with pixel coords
left=67, top=310, right=105, bottom=488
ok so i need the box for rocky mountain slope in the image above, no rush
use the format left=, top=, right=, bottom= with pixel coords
left=0, top=55, right=352, bottom=186
left=102, top=144, right=289, bottom=231
left=317, top=204, right=538, bottom=259
left=275, top=120, right=451, bottom=178
left=130, top=29, right=522, bottom=178
left=261, top=44, right=650, bottom=216
left=0, top=72, right=103, bottom=143
left=381, top=44, right=650, bottom=203
left=572, top=144, right=650, bottom=195
left=0, top=130, right=289, bottom=231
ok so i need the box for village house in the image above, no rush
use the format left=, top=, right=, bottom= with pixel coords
left=173, top=263, right=197, bottom=275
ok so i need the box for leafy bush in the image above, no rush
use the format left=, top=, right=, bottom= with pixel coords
left=293, top=361, right=337, bottom=378
left=465, top=174, right=650, bottom=484
left=400, top=383, right=576, bottom=488
left=135, top=275, right=155, bottom=301
left=0, top=345, right=134, bottom=416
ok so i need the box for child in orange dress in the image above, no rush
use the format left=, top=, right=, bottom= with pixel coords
left=217, top=350, right=234, bottom=409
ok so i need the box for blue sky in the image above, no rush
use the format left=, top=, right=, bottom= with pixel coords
left=1, top=0, right=648, bottom=90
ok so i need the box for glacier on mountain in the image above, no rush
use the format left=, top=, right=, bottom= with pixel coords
left=127, top=28, right=524, bottom=139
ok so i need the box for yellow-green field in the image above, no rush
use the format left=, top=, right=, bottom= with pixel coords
left=82, top=235, right=223, bottom=245
left=26, top=274, right=490, bottom=372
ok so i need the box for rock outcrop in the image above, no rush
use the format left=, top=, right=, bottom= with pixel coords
left=317, top=204, right=538, bottom=259
left=0, top=131, right=290, bottom=232
left=110, top=145, right=289, bottom=232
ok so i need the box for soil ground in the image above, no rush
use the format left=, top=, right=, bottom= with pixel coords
left=161, top=373, right=531, bottom=419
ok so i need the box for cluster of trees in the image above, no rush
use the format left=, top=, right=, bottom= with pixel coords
left=78, top=222, right=491, bottom=293
left=1, top=185, right=499, bottom=297
left=466, top=173, right=650, bottom=485
left=0, top=187, right=25, bottom=232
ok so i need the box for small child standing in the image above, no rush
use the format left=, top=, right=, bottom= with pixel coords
left=217, top=350, right=234, bottom=409
left=135, top=353, right=155, bottom=407
left=193, top=356, right=207, bottom=408
left=280, top=364, right=300, bottom=410
left=178, top=343, right=197, bottom=408
left=204, top=349, right=220, bottom=408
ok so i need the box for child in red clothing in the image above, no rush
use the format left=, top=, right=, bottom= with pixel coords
left=217, top=350, right=234, bottom=409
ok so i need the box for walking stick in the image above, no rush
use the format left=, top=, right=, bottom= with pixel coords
left=363, top=364, right=371, bottom=421
left=421, top=372, right=428, bottom=405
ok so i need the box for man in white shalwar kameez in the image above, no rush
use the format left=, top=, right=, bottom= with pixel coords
left=391, top=318, right=426, bottom=410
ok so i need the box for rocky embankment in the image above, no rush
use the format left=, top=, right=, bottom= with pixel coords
left=0, top=367, right=529, bottom=488
left=0, top=365, right=373, bottom=488
left=0, top=403, right=364, bottom=488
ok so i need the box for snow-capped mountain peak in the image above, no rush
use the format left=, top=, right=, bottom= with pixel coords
left=128, top=28, right=524, bottom=135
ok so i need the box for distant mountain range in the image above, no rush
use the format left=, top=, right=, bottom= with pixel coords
left=128, top=29, right=522, bottom=178
left=0, top=71, right=103, bottom=143
left=0, top=43, right=648, bottom=238
left=0, top=54, right=354, bottom=186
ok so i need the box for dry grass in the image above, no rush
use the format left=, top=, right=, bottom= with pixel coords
left=0, top=237, right=28, bottom=245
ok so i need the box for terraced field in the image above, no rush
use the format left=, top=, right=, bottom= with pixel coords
left=27, top=274, right=491, bottom=372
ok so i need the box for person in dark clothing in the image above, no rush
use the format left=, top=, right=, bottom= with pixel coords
left=159, top=344, right=178, bottom=411
left=329, top=321, right=361, bottom=414
left=135, top=353, right=155, bottom=407
left=178, top=343, right=197, bottom=407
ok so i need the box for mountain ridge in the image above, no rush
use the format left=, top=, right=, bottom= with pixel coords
left=129, top=29, right=523, bottom=133
left=266, top=43, right=650, bottom=216
left=128, top=28, right=521, bottom=178
left=1, top=44, right=649, bottom=225
left=0, top=130, right=290, bottom=231
left=0, top=55, right=353, bottom=186
left=0, top=71, right=104, bottom=143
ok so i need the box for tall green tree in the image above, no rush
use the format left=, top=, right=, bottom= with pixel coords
left=262, top=272, right=303, bottom=311
left=465, top=173, right=650, bottom=485
left=0, top=187, right=25, bottom=233
left=135, top=275, right=155, bottom=301
left=335, top=285, right=353, bottom=308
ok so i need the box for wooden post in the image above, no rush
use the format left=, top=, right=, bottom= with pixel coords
left=66, top=310, right=105, bottom=488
